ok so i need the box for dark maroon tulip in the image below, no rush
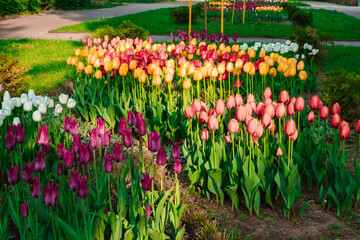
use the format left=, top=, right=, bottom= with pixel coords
left=101, top=131, right=111, bottom=147
left=22, top=162, right=34, bottom=183
left=15, top=124, right=25, bottom=144
left=173, top=159, right=182, bottom=174
left=141, top=173, right=154, bottom=191
left=97, top=118, right=106, bottom=137
left=21, top=202, right=28, bottom=219
left=57, top=143, right=65, bottom=160
left=145, top=204, right=151, bottom=217
left=137, top=118, right=146, bottom=136
left=171, top=142, right=180, bottom=160
left=112, top=142, right=123, bottom=163
left=37, top=125, right=49, bottom=146
left=127, top=111, right=135, bottom=126
left=72, top=134, right=81, bottom=154
left=156, top=147, right=167, bottom=166
left=57, top=162, right=64, bottom=176
left=104, top=208, right=109, bottom=215
left=103, top=154, right=113, bottom=173
left=31, top=177, right=41, bottom=198
left=69, top=170, right=80, bottom=192
left=118, top=118, right=127, bottom=134
left=148, top=132, right=161, bottom=152
left=7, top=165, right=20, bottom=185
left=41, top=142, right=51, bottom=156
left=78, top=176, right=89, bottom=198
left=63, top=150, right=76, bottom=169
left=89, top=128, right=100, bottom=149
left=79, top=144, right=91, bottom=164
left=35, top=152, right=45, bottom=172
left=135, top=112, right=144, bottom=128
left=5, top=125, right=16, bottom=151
left=121, top=128, right=133, bottom=148
left=64, top=116, right=71, bottom=132
left=44, top=183, right=58, bottom=206
left=69, top=119, right=79, bottom=136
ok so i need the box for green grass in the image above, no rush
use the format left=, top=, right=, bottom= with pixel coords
left=0, top=39, right=82, bottom=94
left=54, top=8, right=360, bottom=40
left=110, top=0, right=174, bottom=3
left=322, top=46, right=360, bottom=73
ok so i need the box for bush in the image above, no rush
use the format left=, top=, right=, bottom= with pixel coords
left=291, top=10, right=313, bottom=26
left=27, top=0, right=41, bottom=11
left=92, top=21, right=149, bottom=40
left=0, top=0, right=27, bottom=15
left=54, top=0, right=90, bottom=9
left=171, top=6, right=199, bottom=24
left=0, top=53, right=29, bottom=96
left=321, top=69, right=360, bottom=122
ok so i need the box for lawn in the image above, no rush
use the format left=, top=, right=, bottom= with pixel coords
left=322, top=46, right=360, bottom=73
left=0, top=39, right=82, bottom=94
left=54, top=8, right=360, bottom=40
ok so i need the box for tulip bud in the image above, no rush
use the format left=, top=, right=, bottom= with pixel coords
left=141, top=173, right=154, bottom=191
left=184, top=106, right=195, bottom=119
left=173, top=159, right=182, bottom=174
left=276, top=147, right=283, bottom=156
left=145, top=204, right=151, bottom=217
left=285, top=119, right=296, bottom=137
left=319, top=106, right=329, bottom=120
left=224, top=135, right=232, bottom=143
left=21, top=202, right=28, bottom=219
left=331, top=103, right=341, bottom=115
left=201, top=128, right=209, bottom=141
left=309, top=96, right=320, bottom=110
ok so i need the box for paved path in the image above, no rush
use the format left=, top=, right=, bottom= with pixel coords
left=0, top=0, right=359, bottom=46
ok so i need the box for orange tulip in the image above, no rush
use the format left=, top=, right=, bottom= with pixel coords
left=84, top=65, right=93, bottom=75
left=104, top=62, right=112, bottom=72
left=139, top=72, right=147, bottom=83
left=75, top=48, right=81, bottom=56
left=217, top=63, right=225, bottom=75
left=299, top=70, right=307, bottom=81
left=183, top=78, right=191, bottom=90
left=232, top=44, right=240, bottom=52
left=187, top=64, right=196, bottom=76
left=193, top=70, right=203, bottom=81
left=93, top=59, right=101, bottom=69
left=119, top=63, right=129, bottom=76
left=153, top=66, right=162, bottom=77
left=66, top=57, right=72, bottom=65
left=235, top=58, right=243, bottom=69
left=112, top=57, right=120, bottom=70
left=95, top=70, right=102, bottom=79
left=103, top=56, right=111, bottom=64
left=165, top=73, right=173, bottom=83
left=166, top=59, right=175, bottom=68
left=129, top=60, right=137, bottom=71
left=297, top=61, right=304, bottom=71
left=134, top=68, right=142, bottom=79
left=77, top=62, right=85, bottom=71
left=152, top=75, right=161, bottom=86
left=71, top=57, right=78, bottom=66
left=226, top=62, right=234, bottom=73
left=178, top=67, right=187, bottom=78
left=259, top=50, right=266, bottom=58
left=209, top=67, right=218, bottom=78
left=269, top=67, right=277, bottom=77
left=238, top=49, right=246, bottom=57
left=243, top=62, right=252, bottom=73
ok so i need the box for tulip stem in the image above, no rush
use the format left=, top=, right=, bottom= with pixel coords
left=10, top=150, right=13, bottom=166
left=50, top=207, right=57, bottom=240
left=168, top=83, right=172, bottom=111
left=82, top=199, right=89, bottom=240
left=93, top=150, right=99, bottom=193
left=342, top=139, right=346, bottom=161
left=288, top=138, right=291, bottom=168
left=231, top=134, right=235, bottom=159
left=73, top=192, right=80, bottom=239
left=161, top=166, right=164, bottom=192
left=36, top=198, right=38, bottom=239
left=212, top=131, right=216, bottom=168
left=108, top=174, right=112, bottom=211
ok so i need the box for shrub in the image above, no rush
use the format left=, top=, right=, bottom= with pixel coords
left=0, top=53, right=29, bottom=96
left=0, top=0, right=27, bottom=15
left=54, top=0, right=90, bottom=9
left=321, top=69, right=360, bottom=122
left=291, top=10, right=313, bottom=26
left=92, top=21, right=149, bottom=40
left=27, top=0, right=41, bottom=11
left=171, top=6, right=199, bottom=24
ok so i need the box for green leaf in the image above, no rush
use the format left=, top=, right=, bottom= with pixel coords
left=55, top=215, right=78, bottom=239
left=300, top=200, right=312, bottom=218
left=175, top=226, right=186, bottom=240
left=148, top=228, right=165, bottom=240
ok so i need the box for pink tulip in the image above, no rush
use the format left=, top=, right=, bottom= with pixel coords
left=309, top=95, right=320, bottom=110
left=224, top=135, right=232, bottom=143
left=235, top=94, right=243, bottom=106
left=319, top=106, right=329, bottom=120
left=355, top=120, right=360, bottom=133
left=245, top=103, right=253, bottom=116
left=284, top=119, right=296, bottom=137
left=261, top=113, right=272, bottom=128
left=265, top=104, right=275, bottom=118
left=193, top=99, right=201, bottom=112
left=246, top=93, right=255, bottom=103
left=264, top=98, right=272, bottom=106
left=331, top=114, right=341, bottom=128
left=254, top=124, right=264, bottom=138
left=295, top=97, right=305, bottom=112
left=184, top=106, right=195, bottom=119
left=331, top=103, right=341, bottom=115
left=287, top=103, right=296, bottom=117
left=200, top=101, right=208, bottom=112
left=201, top=128, right=209, bottom=141
left=228, top=119, right=239, bottom=134
left=215, top=99, right=225, bottom=116
left=246, top=118, right=258, bottom=135
left=279, top=90, right=290, bottom=105
left=290, top=129, right=298, bottom=141
left=236, top=106, right=247, bottom=122
left=199, top=111, right=208, bottom=124
left=208, top=115, right=219, bottom=131
left=307, top=111, right=315, bottom=122
left=263, top=87, right=272, bottom=99
left=256, top=103, right=265, bottom=117
left=276, top=147, right=283, bottom=156
left=226, top=95, right=236, bottom=110
left=276, top=103, right=286, bottom=118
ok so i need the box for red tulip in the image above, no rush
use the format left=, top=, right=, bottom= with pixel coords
left=284, top=119, right=296, bottom=137
left=235, top=94, right=243, bottom=106
left=339, top=121, right=350, bottom=139
left=263, top=87, right=272, bottom=99
left=287, top=103, right=296, bottom=117
left=113, top=142, right=123, bottom=163
left=215, top=99, right=225, bottom=115
left=199, top=111, right=208, bottom=124
left=171, top=142, right=180, bottom=160
left=276, top=147, right=283, bottom=156
left=226, top=95, right=236, bottom=110
left=331, top=114, right=341, bottom=129
left=355, top=120, right=360, bottom=133
left=256, top=102, right=265, bottom=117
left=184, top=106, right=195, bottom=119
left=208, top=108, right=216, bottom=117
left=319, top=106, right=329, bottom=120
left=234, top=79, right=243, bottom=89
left=318, top=101, right=323, bottom=111
left=156, top=147, right=167, bottom=166
left=103, top=154, right=113, bottom=173
left=148, top=132, right=160, bottom=152
left=309, top=95, right=320, bottom=110
left=307, top=111, right=315, bottom=122
left=279, top=90, right=290, bottom=105
left=208, top=115, right=219, bottom=131
left=193, top=99, right=201, bottom=112
left=276, top=103, right=286, bottom=119
left=290, top=97, right=296, bottom=105
left=331, top=103, right=341, bottom=115
left=295, top=97, right=305, bottom=112
left=228, top=119, right=239, bottom=134
left=201, top=128, right=209, bottom=141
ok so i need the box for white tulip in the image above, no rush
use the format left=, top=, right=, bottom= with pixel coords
left=67, top=98, right=76, bottom=109
left=32, top=110, right=42, bottom=122
left=285, top=40, right=291, bottom=45
left=301, top=54, right=305, bottom=59
left=3, top=91, right=11, bottom=102
left=28, top=89, right=35, bottom=98
left=13, top=117, right=20, bottom=126
left=55, top=104, right=63, bottom=115
left=59, top=94, right=68, bottom=105
left=2, top=107, right=11, bottom=116
left=20, top=93, right=28, bottom=104
left=12, top=98, right=22, bottom=108
left=38, top=103, right=47, bottom=114
left=295, top=54, right=299, bottom=59
left=33, top=97, right=41, bottom=108
left=308, top=45, right=313, bottom=51
left=24, top=101, right=33, bottom=112
left=43, top=96, right=50, bottom=106
left=48, top=99, right=55, bottom=108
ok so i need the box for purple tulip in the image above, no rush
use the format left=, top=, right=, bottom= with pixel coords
left=112, top=142, right=123, bottom=163
left=69, top=119, right=79, bottom=136
left=31, top=177, right=41, bottom=198
left=44, top=183, right=58, bottom=206
left=72, top=134, right=81, bottom=154
left=103, top=154, right=113, bottom=173
left=101, top=131, right=111, bottom=147
left=35, top=152, right=45, bottom=172
left=141, top=173, right=154, bottom=191
left=145, top=204, right=151, bottom=217
left=171, top=142, right=180, bottom=160
left=121, top=128, right=133, bottom=148
left=135, top=112, right=144, bottom=128
left=78, top=176, right=89, bottom=198
left=89, top=128, right=100, bottom=149
left=22, top=162, right=35, bottom=183
left=173, top=159, right=182, bottom=174
left=136, top=118, right=146, bottom=136
left=64, top=116, right=71, bottom=132
left=5, top=125, right=16, bottom=151
left=41, top=142, right=51, bottom=156
left=127, top=111, right=135, bottom=126
left=97, top=118, right=106, bottom=137
left=7, top=165, right=20, bottom=185
left=63, top=150, right=76, bottom=169
left=15, top=124, right=25, bottom=144
left=57, top=162, right=64, bottom=176
left=21, top=202, right=28, bottom=218
left=69, top=170, right=79, bottom=192
left=156, top=147, right=167, bottom=166
left=37, top=125, right=49, bottom=146
left=57, top=143, right=65, bottom=160
left=79, top=144, right=91, bottom=164
left=118, top=118, right=127, bottom=134
left=148, top=132, right=161, bottom=152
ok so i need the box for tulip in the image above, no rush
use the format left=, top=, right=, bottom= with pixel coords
left=224, top=135, right=232, bottom=143
left=184, top=106, right=195, bottom=119
left=145, top=204, right=151, bottom=217
left=290, top=129, right=298, bottom=141
left=235, top=94, right=243, bottom=106
left=103, top=155, right=113, bottom=173
left=276, top=147, right=283, bottom=156
left=57, top=162, right=64, bottom=176
left=8, top=165, right=20, bottom=185
left=295, top=97, right=305, bottom=112
left=55, top=104, right=63, bottom=115
left=127, top=111, right=135, bottom=126
left=287, top=103, right=296, bottom=117
left=32, top=177, right=41, bottom=198
left=69, top=170, right=80, bottom=192
left=89, top=128, right=100, bottom=149
left=72, top=134, right=81, bottom=154
left=5, top=126, right=16, bottom=151
left=331, top=114, right=341, bottom=128
left=339, top=121, right=350, bottom=139
left=67, top=98, right=76, bottom=109
left=356, top=120, right=360, bottom=133
left=79, top=143, right=91, bottom=164
left=101, top=131, right=111, bottom=147
left=262, top=113, right=272, bottom=128
left=208, top=115, right=219, bottom=131
left=78, top=176, right=89, bottom=198
left=171, top=142, right=180, bottom=160
left=37, top=125, right=50, bottom=146
left=173, top=159, right=182, bottom=174
left=208, top=108, right=216, bottom=117
left=38, top=103, right=47, bottom=114
left=279, top=90, right=290, bottom=105
left=13, top=117, right=20, bottom=126
left=15, top=124, right=25, bottom=144
left=23, top=162, right=34, bottom=183
left=263, top=87, right=272, bottom=99
left=97, top=118, right=106, bottom=137
left=236, top=106, right=247, bottom=122
left=148, top=132, right=161, bottom=152
left=156, top=147, right=167, bottom=166
left=247, top=119, right=258, bottom=136
left=34, top=152, right=45, bottom=172
left=226, top=95, right=236, bottom=110
left=113, top=142, right=123, bottom=163
left=135, top=112, right=144, bottom=128
left=57, top=143, right=65, bottom=160
left=69, top=119, right=79, bottom=136
left=118, top=118, right=127, bottom=134
left=308, top=111, right=315, bottom=122
left=228, top=119, right=239, bottom=134
left=193, top=99, right=201, bottom=112
left=121, top=128, right=133, bottom=148
left=331, top=103, right=341, bottom=115
left=141, top=173, right=154, bottom=191
left=136, top=118, right=146, bottom=136
left=64, top=116, right=71, bottom=132
left=199, top=111, right=208, bottom=124
left=63, top=150, right=76, bottom=169
left=276, top=103, right=286, bottom=118
left=201, top=128, right=209, bottom=141
left=215, top=99, right=225, bottom=115
left=246, top=93, right=255, bottom=103
left=256, top=103, right=265, bottom=117
left=59, top=94, right=68, bottom=105
left=24, top=101, right=33, bottom=112
left=319, top=106, right=329, bottom=120
left=21, top=202, right=28, bottom=219
left=284, top=119, right=296, bottom=137
left=309, top=96, right=320, bottom=110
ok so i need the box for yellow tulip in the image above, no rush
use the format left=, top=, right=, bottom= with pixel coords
left=165, top=73, right=173, bottom=83
left=183, top=78, right=191, bottom=90
left=193, top=70, right=203, bottom=81
left=95, top=70, right=102, bottom=79
left=232, top=44, right=240, bottom=52
left=112, top=57, right=120, bottom=70
left=266, top=58, right=274, bottom=67
left=93, top=59, right=101, bottom=69
left=152, top=75, right=161, bottom=86
left=243, top=62, right=252, bottom=73
left=235, top=58, right=243, bottom=69
left=217, top=63, right=226, bottom=75
left=71, top=57, right=78, bottom=66
left=259, top=50, right=266, bottom=58
left=209, top=67, right=218, bottom=78
left=200, top=67, right=208, bottom=78
left=297, top=61, right=304, bottom=71
left=103, top=56, right=111, bottom=64
left=119, top=63, right=129, bottom=76
left=269, top=67, right=277, bottom=77
left=277, top=62, right=286, bottom=73
left=104, top=62, right=112, bottom=72
left=153, top=66, right=162, bottom=77
left=75, top=48, right=81, bottom=56
left=288, top=67, right=296, bottom=77
left=139, top=72, right=147, bottom=83
left=188, top=54, right=194, bottom=60
left=66, top=57, right=72, bottom=66
left=178, top=67, right=187, bottom=78
left=129, top=60, right=137, bottom=71
left=188, top=64, right=196, bottom=76
left=166, top=45, right=172, bottom=53
left=226, top=62, right=234, bottom=73
left=299, top=70, right=307, bottom=81
left=234, top=68, right=242, bottom=76
left=77, top=62, right=85, bottom=71
left=204, top=61, right=212, bottom=69
left=238, top=49, right=246, bottom=57
left=166, top=59, right=175, bottom=68
left=249, top=65, right=255, bottom=75
left=181, top=51, right=187, bottom=58
left=85, top=65, right=93, bottom=75
left=134, top=68, right=142, bottom=79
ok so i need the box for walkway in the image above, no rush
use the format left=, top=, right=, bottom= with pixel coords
left=301, top=1, right=360, bottom=19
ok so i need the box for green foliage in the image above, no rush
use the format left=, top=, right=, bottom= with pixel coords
left=27, top=0, right=41, bottom=11
left=321, top=69, right=360, bottom=122
left=54, top=0, right=90, bottom=9
left=92, top=21, right=149, bottom=40
left=0, top=0, right=27, bottom=15
left=0, top=53, right=29, bottom=96
left=290, top=10, right=313, bottom=26
left=171, top=6, right=199, bottom=24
